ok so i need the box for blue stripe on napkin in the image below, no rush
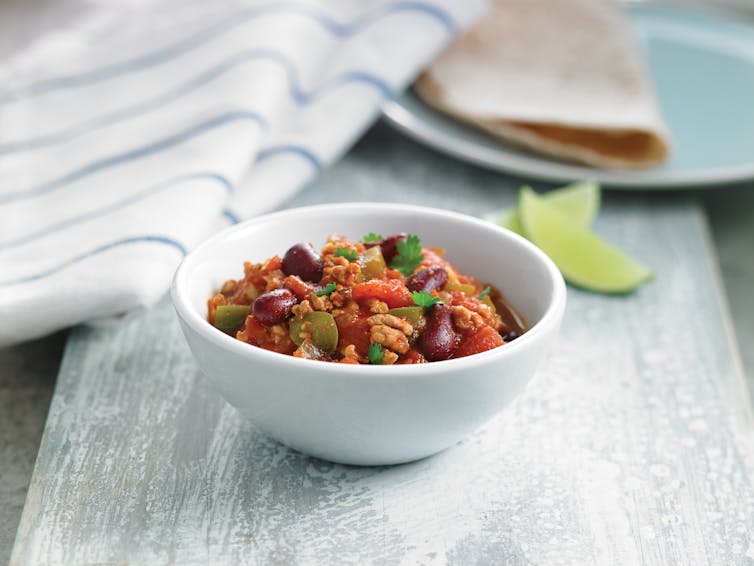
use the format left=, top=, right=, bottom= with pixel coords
left=0, top=52, right=391, bottom=155
left=4, top=1, right=455, bottom=101
left=0, top=173, right=232, bottom=251
left=0, top=111, right=266, bottom=204
left=0, top=235, right=187, bottom=286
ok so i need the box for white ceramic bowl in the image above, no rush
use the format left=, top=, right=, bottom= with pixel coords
left=171, top=203, right=566, bottom=465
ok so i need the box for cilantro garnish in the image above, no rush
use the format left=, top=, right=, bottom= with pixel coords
left=390, top=234, right=424, bottom=276
left=411, top=291, right=442, bottom=308
left=368, top=343, right=384, bottom=365
left=314, top=283, right=337, bottom=297
left=334, top=247, right=358, bottom=262
left=477, top=286, right=491, bottom=300
left=361, top=232, right=383, bottom=243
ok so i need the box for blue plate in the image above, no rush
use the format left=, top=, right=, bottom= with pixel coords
left=382, top=4, right=754, bottom=188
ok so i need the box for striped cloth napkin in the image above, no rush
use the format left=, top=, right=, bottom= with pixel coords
left=0, top=0, right=485, bottom=346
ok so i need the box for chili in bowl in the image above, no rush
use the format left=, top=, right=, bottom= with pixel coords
left=172, top=203, right=565, bottom=465
left=207, top=232, right=526, bottom=365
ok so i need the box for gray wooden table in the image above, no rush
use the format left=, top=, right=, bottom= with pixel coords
left=4, top=123, right=754, bottom=565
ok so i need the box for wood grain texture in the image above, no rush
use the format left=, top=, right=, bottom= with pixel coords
left=0, top=331, right=67, bottom=566
left=701, top=185, right=754, bottom=397
left=10, top=126, right=754, bottom=565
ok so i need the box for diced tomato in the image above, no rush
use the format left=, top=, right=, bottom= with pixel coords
left=455, top=326, right=503, bottom=358
left=335, top=308, right=372, bottom=358
left=263, top=255, right=283, bottom=273
left=351, top=279, right=413, bottom=308
left=240, top=315, right=296, bottom=355
left=398, top=349, right=427, bottom=364
left=283, top=275, right=316, bottom=301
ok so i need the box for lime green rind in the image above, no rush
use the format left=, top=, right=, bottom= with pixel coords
left=519, top=188, right=652, bottom=294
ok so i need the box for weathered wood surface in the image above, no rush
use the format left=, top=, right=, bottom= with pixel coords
left=0, top=332, right=66, bottom=565
left=10, top=126, right=754, bottom=564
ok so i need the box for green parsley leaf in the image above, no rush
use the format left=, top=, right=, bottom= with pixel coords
left=390, top=234, right=424, bottom=276
left=411, top=291, right=442, bottom=308
left=477, top=286, right=491, bottom=300
left=361, top=232, right=383, bottom=243
left=368, top=343, right=384, bottom=365
left=334, top=247, right=358, bottom=262
left=314, top=283, right=337, bottom=297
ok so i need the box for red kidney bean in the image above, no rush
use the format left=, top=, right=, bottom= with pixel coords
left=364, top=233, right=406, bottom=264
left=420, top=304, right=457, bottom=361
left=253, top=289, right=298, bottom=325
left=282, top=242, right=323, bottom=282
left=406, top=265, right=448, bottom=293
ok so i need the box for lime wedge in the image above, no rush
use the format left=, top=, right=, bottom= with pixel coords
left=497, top=181, right=601, bottom=235
left=519, top=187, right=652, bottom=294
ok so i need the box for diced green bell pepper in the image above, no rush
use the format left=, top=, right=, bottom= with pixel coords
left=359, top=245, right=386, bottom=280
left=214, top=305, right=250, bottom=335
left=387, top=306, right=424, bottom=325
left=289, top=311, right=339, bottom=352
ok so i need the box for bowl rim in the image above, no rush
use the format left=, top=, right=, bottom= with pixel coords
left=171, top=202, right=566, bottom=377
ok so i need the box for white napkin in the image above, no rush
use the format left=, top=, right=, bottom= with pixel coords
left=0, top=0, right=485, bottom=346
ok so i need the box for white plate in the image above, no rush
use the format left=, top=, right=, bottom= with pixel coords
left=382, top=4, right=754, bottom=189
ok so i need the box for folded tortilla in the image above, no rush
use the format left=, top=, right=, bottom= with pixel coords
left=415, top=0, right=670, bottom=169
